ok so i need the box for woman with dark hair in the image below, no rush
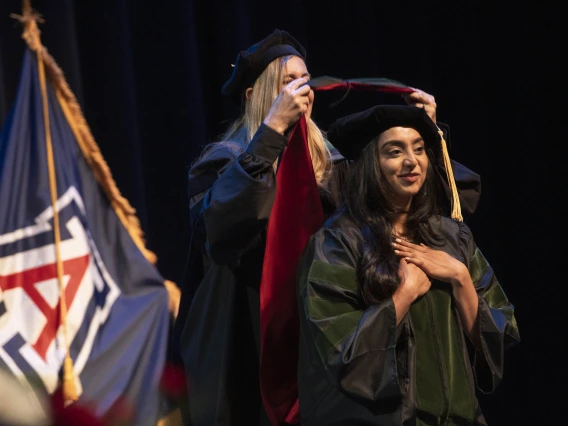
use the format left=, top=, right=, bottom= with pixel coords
left=296, top=105, right=520, bottom=425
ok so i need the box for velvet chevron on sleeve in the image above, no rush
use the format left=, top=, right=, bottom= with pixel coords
left=457, top=222, right=520, bottom=394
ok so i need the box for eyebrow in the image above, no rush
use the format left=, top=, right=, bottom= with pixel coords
left=380, top=138, right=424, bottom=149
left=284, top=72, right=311, bottom=79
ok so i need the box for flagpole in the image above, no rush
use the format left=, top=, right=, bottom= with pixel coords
left=14, top=1, right=78, bottom=402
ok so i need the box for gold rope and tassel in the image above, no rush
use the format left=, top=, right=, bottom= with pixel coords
left=437, top=128, right=463, bottom=222
left=13, top=1, right=78, bottom=402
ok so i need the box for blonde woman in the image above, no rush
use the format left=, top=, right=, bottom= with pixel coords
left=176, top=29, right=331, bottom=426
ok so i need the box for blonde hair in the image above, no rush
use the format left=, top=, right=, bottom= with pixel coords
left=198, top=56, right=331, bottom=186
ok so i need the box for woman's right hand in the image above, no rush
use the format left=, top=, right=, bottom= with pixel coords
left=263, top=76, right=312, bottom=134
left=395, top=258, right=431, bottom=303
left=392, top=258, right=431, bottom=324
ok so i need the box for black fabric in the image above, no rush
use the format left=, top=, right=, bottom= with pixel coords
left=245, top=123, right=290, bottom=163
left=176, top=123, right=287, bottom=425
left=221, top=29, right=306, bottom=103
left=326, top=104, right=441, bottom=161
left=174, top=129, right=348, bottom=425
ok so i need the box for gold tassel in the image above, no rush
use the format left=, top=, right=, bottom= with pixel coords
left=437, top=129, right=463, bottom=222
left=62, top=354, right=78, bottom=401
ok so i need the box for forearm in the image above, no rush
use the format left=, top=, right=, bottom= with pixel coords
left=392, top=290, right=415, bottom=326
left=199, top=125, right=288, bottom=263
left=452, top=271, right=481, bottom=347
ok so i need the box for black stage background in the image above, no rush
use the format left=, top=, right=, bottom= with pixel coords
left=0, top=1, right=562, bottom=424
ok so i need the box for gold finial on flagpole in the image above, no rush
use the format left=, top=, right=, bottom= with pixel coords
left=10, top=0, right=44, bottom=51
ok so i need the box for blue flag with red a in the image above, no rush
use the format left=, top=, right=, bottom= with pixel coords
left=0, top=46, right=170, bottom=424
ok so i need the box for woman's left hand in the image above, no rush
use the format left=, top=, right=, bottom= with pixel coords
left=392, top=238, right=467, bottom=285
left=402, top=88, right=437, bottom=123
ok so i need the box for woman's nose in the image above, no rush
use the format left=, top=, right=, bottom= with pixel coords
left=403, top=154, right=417, bottom=166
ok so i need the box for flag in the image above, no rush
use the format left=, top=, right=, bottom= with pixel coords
left=0, top=12, right=170, bottom=425
left=259, top=115, right=325, bottom=425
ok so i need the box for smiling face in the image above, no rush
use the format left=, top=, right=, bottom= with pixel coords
left=377, top=126, right=429, bottom=210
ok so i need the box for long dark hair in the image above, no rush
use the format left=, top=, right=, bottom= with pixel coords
left=344, top=138, right=443, bottom=305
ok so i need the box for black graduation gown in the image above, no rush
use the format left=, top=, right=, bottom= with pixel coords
left=296, top=214, right=520, bottom=426
left=174, top=122, right=481, bottom=426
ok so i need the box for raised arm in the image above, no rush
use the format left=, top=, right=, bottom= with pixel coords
left=188, top=76, right=313, bottom=266
left=188, top=124, right=287, bottom=266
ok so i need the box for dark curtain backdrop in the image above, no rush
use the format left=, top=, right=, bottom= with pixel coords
left=0, top=1, right=562, bottom=424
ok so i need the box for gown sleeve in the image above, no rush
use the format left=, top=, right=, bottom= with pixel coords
left=297, top=226, right=404, bottom=404
left=187, top=124, right=288, bottom=266
left=458, top=221, right=521, bottom=393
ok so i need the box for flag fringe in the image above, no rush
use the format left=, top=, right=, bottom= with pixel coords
left=164, top=280, right=181, bottom=318
left=16, top=5, right=181, bottom=322
left=18, top=7, right=158, bottom=264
